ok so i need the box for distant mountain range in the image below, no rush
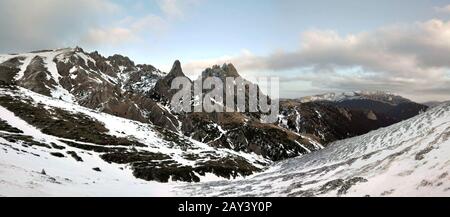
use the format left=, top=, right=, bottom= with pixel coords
left=0, top=47, right=429, bottom=185
left=298, top=91, right=411, bottom=104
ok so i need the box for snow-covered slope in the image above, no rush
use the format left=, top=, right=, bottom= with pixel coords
left=0, top=134, right=176, bottom=197
left=0, top=87, right=270, bottom=195
left=179, top=102, right=450, bottom=196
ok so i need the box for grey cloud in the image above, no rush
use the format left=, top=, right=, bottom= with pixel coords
left=281, top=69, right=450, bottom=102
left=184, top=19, right=450, bottom=102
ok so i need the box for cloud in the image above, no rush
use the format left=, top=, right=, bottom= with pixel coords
left=82, top=15, right=168, bottom=46
left=0, top=0, right=120, bottom=52
left=184, top=19, right=450, bottom=102
left=183, top=49, right=259, bottom=75
left=158, top=0, right=184, bottom=19
left=435, top=4, right=450, bottom=13
left=157, top=0, right=201, bottom=20
left=83, top=0, right=198, bottom=46
left=0, top=0, right=198, bottom=51
left=83, top=28, right=137, bottom=46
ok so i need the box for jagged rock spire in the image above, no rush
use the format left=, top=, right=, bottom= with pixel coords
left=201, top=62, right=241, bottom=79
left=167, top=60, right=185, bottom=78
left=149, top=60, right=191, bottom=103
left=222, top=63, right=240, bottom=78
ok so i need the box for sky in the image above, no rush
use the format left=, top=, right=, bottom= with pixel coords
left=1, top=0, right=450, bottom=102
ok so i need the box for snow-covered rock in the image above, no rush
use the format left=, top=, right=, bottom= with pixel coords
left=179, top=102, right=450, bottom=196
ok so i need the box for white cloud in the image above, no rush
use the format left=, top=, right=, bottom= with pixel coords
left=157, top=0, right=201, bottom=20
left=183, top=19, right=450, bottom=102
left=435, top=4, right=450, bottom=13
left=83, top=28, right=137, bottom=45
left=83, top=0, right=199, bottom=46
left=83, top=15, right=168, bottom=46
left=158, top=0, right=184, bottom=19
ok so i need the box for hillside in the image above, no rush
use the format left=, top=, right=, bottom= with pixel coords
left=180, top=102, right=450, bottom=196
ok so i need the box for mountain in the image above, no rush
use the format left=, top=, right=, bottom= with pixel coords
left=151, top=63, right=323, bottom=161
left=179, top=102, right=450, bottom=196
left=298, top=91, right=412, bottom=104
left=0, top=47, right=181, bottom=130
left=0, top=47, right=320, bottom=185
left=0, top=47, right=440, bottom=196
left=0, top=47, right=428, bottom=186
left=277, top=91, right=428, bottom=144
left=2, top=48, right=326, bottom=161
left=2, top=89, right=447, bottom=196
left=0, top=86, right=269, bottom=184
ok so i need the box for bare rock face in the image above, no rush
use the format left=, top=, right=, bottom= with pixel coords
left=157, top=62, right=322, bottom=160
left=107, top=54, right=135, bottom=71
left=201, top=63, right=240, bottom=79
left=279, top=100, right=360, bottom=144
left=278, top=96, right=427, bottom=144
left=149, top=60, right=190, bottom=103
left=0, top=57, right=21, bottom=85
left=18, top=56, right=55, bottom=96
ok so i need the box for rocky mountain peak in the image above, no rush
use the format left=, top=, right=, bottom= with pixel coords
left=74, top=46, right=84, bottom=53
left=107, top=54, right=135, bottom=68
left=149, top=60, right=190, bottom=104
left=89, top=50, right=104, bottom=60
left=167, top=60, right=185, bottom=78
left=221, top=63, right=240, bottom=77
left=201, top=63, right=241, bottom=79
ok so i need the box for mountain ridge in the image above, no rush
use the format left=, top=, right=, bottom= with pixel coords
left=179, top=101, right=450, bottom=196
left=0, top=47, right=429, bottom=172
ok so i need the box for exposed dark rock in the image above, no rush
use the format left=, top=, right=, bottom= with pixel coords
left=101, top=151, right=261, bottom=182
left=337, top=177, right=368, bottom=195
left=18, top=56, right=55, bottom=96
left=278, top=98, right=427, bottom=144
left=51, top=143, right=65, bottom=150
left=67, top=151, right=83, bottom=162
left=0, top=119, right=23, bottom=133
left=149, top=60, right=190, bottom=104
left=0, top=95, right=145, bottom=147
left=0, top=133, right=51, bottom=149
left=0, top=57, right=21, bottom=85
left=50, top=152, right=65, bottom=158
